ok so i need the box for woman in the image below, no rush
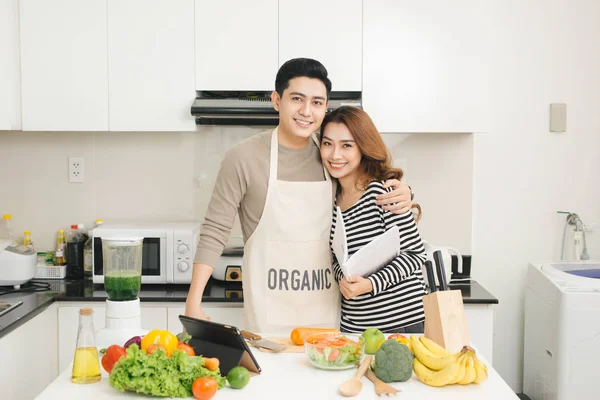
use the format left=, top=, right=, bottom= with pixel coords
left=320, top=106, right=427, bottom=334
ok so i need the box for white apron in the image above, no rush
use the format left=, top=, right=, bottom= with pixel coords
left=242, top=128, right=341, bottom=333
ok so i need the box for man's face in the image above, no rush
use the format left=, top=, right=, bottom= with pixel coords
left=271, top=77, right=328, bottom=143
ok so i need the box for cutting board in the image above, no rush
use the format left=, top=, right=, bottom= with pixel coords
left=250, top=337, right=305, bottom=353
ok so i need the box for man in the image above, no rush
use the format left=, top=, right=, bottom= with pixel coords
left=185, top=58, right=413, bottom=333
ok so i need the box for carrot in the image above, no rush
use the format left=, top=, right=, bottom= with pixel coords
left=289, top=327, right=340, bottom=346
left=204, top=357, right=220, bottom=371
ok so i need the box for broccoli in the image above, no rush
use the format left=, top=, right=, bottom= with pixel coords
left=372, top=339, right=414, bottom=383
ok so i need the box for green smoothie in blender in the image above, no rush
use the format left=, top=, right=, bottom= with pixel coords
left=102, top=237, right=143, bottom=302
left=104, top=272, right=141, bottom=301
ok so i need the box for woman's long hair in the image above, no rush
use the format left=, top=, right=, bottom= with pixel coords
left=321, top=106, right=403, bottom=190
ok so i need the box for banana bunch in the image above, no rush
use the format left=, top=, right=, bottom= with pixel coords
left=410, top=336, right=488, bottom=387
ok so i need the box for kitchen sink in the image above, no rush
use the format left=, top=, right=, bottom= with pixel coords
left=0, top=301, right=23, bottom=317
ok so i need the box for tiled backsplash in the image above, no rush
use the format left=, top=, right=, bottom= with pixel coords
left=0, top=129, right=473, bottom=253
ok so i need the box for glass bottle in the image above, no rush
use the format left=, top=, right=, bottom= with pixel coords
left=78, top=223, right=88, bottom=242
left=83, top=219, right=103, bottom=278
left=55, top=229, right=66, bottom=266
left=1, top=214, right=13, bottom=242
left=71, top=308, right=101, bottom=384
left=23, top=231, right=33, bottom=247
left=83, top=230, right=93, bottom=278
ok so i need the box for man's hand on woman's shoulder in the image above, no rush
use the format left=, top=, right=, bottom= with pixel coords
left=376, top=179, right=413, bottom=214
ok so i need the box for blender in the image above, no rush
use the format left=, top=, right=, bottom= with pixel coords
left=95, top=237, right=147, bottom=350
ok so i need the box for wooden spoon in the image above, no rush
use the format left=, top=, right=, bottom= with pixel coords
left=365, top=368, right=401, bottom=396
left=339, top=355, right=373, bottom=397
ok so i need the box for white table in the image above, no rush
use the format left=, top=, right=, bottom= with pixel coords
left=38, top=344, right=518, bottom=399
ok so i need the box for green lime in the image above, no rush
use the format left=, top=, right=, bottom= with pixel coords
left=227, top=366, right=250, bottom=389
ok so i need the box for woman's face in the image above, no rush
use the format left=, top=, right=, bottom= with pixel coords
left=320, top=122, right=362, bottom=181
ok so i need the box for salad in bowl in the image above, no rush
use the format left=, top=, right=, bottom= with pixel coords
left=304, top=332, right=365, bottom=370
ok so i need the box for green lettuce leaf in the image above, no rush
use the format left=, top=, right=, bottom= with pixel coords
left=109, top=345, right=226, bottom=397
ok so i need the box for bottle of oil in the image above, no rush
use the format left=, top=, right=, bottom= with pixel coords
left=55, top=229, right=66, bottom=266
left=71, top=308, right=101, bottom=384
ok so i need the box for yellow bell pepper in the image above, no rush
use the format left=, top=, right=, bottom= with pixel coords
left=140, top=330, right=178, bottom=357
left=377, top=334, right=412, bottom=353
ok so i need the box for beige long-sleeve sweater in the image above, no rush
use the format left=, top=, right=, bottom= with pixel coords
left=194, top=130, right=329, bottom=267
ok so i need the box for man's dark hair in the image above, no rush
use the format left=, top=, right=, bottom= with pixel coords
left=275, top=58, right=332, bottom=99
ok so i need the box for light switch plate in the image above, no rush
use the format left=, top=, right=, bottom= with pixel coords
left=550, top=103, right=567, bottom=132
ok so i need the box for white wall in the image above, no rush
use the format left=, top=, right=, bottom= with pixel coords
left=473, top=0, right=600, bottom=392
left=383, top=133, right=474, bottom=254
left=0, top=129, right=473, bottom=253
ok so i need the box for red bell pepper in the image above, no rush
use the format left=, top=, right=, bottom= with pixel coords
left=101, top=344, right=127, bottom=374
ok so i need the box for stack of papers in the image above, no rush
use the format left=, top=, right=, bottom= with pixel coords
left=331, top=206, right=400, bottom=280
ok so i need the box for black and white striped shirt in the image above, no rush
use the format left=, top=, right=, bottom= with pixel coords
left=330, top=181, right=427, bottom=333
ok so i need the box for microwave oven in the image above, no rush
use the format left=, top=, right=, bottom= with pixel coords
left=92, top=222, right=201, bottom=284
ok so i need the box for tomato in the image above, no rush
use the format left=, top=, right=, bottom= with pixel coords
left=176, top=343, right=195, bottom=356
left=327, top=348, right=340, bottom=362
left=192, top=377, right=218, bottom=400
left=146, top=343, right=166, bottom=355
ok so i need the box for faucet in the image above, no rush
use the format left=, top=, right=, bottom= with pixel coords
left=558, top=211, right=590, bottom=260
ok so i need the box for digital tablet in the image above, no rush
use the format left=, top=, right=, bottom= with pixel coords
left=178, top=315, right=261, bottom=376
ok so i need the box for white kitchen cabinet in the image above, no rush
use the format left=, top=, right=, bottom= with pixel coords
left=0, top=0, right=21, bottom=131
left=279, top=0, right=362, bottom=92
left=57, top=303, right=168, bottom=373
left=0, top=304, right=58, bottom=400
left=167, top=304, right=244, bottom=334
left=463, top=304, right=494, bottom=363
left=19, top=0, right=109, bottom=131
left=363, top=0, right=491, bottom=133
left=195, top=0, right=278, bottom=91
left=107, top=0, right=195, bottom=131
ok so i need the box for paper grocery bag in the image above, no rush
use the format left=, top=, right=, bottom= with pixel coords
left=422, top=289, right=470, bottom=353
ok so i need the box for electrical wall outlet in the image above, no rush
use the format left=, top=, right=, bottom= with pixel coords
left=69, top=157, right=84, bottom=183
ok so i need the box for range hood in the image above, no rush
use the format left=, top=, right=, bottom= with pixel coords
left=191, top=91, right=361, bottom=126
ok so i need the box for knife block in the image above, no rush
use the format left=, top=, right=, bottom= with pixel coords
left=422, top=289, right=470, bottom=353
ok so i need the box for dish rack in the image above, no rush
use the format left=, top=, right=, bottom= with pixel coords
left=35, top=265, right=66, bottom=279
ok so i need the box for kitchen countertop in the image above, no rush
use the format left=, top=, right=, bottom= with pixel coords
left=37, top=338, right=518, bottom=400
left=0, top=278, right=241, bottom=339
left=53, top=277, right=243, bottom=303
left=0, top=278, right=496, bottom=340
